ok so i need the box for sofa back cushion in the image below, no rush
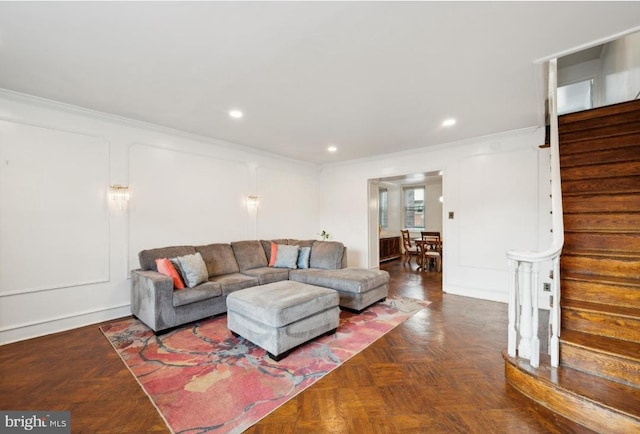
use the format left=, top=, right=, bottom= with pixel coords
left=310, top=241, right=345, bottom=270
left=231, top=240, right=268, bottom=271
left=195, top=243, right=240, bottom=277
left=138, top=245, right=196, bottom=271
left=287, top=239, right=315, bottom=248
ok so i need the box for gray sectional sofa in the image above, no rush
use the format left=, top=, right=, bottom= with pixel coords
left=131, top=239, right=389, bottom=333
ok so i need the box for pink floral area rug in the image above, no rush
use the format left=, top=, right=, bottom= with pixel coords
left=101, top=296, right=430, bottom=434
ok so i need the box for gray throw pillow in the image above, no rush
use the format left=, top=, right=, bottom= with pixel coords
left=274, top=244, right=299, bottom=269
left=176, top=252, right=208, bottom=288
left=297, top=246, right=311, bottom=269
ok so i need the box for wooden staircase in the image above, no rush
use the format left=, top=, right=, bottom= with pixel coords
left=505, top=99, right=640, bottom=432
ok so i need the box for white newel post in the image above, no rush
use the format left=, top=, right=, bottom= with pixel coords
left=518, top=262, right=533, bottom=362
left=550, top=255, right=561, bottom=367
left=530, top=262, right=540, bottom=368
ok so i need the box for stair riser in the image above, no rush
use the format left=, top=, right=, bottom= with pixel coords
left=561, top=161, right=640, bottom=181
left=560, top=132, right=640, bottom=156
left=561, top=144, right=640, bottom=169
left=561, top=278, right=640, bottom=306
left=563, top=213, right=640, bottom=233
left=560, top=121, right=640, bottom=143
left=561, top=309, right=640, bottom=343
left=562, top=176, right=640, bottom=196
left=560, top=343, right=640, bottom=388
left=564, top=232, right=640, bottom=254
left=560, top=104, right=640, bottom=131
left=505, top=361, right=640, bottom=432
left=563, top=193, right=640, bottom=214
left=561, top=255, right=640, bottom=280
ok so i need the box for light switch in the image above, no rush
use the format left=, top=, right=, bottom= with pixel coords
left=448, top=211, right=454, bottom=219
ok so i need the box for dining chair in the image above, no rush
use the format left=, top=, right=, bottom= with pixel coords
left=400, top=229, right=420, bottom=265
left=419, top=231, right=442, bottom=272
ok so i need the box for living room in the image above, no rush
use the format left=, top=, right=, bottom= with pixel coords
left=1, top=2, right=639, bottom=431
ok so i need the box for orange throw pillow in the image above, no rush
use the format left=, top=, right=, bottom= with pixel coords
left=156, top=257, right=185, bottom=289
left=268, top=242, right=279, bottom=267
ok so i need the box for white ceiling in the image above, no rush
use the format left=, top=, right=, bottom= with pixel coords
left=1, top=2, right=639, bottom=164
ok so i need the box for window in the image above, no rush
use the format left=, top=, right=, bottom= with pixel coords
left=403, top=186, right=424, bottom=228
left=558, top=79, right=593, bottom=115
left=379, top=188, right=388, bottom=229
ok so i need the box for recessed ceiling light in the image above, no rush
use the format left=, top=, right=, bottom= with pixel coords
left=229, top=109, right=243, bottom=119
left=442, top=118, right=456, bottom=127
left=327, top=145, right=337, bottom=153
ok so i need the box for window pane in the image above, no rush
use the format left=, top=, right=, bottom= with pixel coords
left=379, top=189, right=388, bottom=229
left=404, top=187, right=424, bottom=228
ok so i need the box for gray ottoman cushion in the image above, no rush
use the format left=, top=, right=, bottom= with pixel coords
left=226, top=281, right=338, bottom=327
left=226, top=281, right=340, bottom=359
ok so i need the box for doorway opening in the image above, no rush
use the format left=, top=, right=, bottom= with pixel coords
left=368, top=171, right=443, bottom=269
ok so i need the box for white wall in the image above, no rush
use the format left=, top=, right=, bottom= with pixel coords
left=0, top=91, right=551, bottom=343
left=0, top=90, right=320, bottom=344
left=319, top=128, right=548, bottom=303
left=601, top=31, right=640, bottom=105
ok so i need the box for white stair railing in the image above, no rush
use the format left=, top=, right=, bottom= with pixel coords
left=507, top=59, right=564, bottom=368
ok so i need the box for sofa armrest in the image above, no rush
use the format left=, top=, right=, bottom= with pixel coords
left=131, top=269, right=174, bottom=331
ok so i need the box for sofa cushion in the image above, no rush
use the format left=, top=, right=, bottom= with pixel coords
left=209, top=273, right=259, bottom=296
left=287, top=239, right=315, bottom=248
left=139, top=245, right=196, bottom=271
left=289, top=268, right=389, bottom=293
left=176, top=252, right=209, bottom=288
left=231, top=240, right=268, bottom=271
left=195, top=243, right=240, bottom=277
left=172, top=281, right=223, bottom=307
left=241, top=267, right=290, bottom=285
left=310, top=241, right=345, bottom=270
left=155, top=258, right=185, bottom=289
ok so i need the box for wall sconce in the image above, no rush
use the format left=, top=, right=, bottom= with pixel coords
left=247, top=195, right=259, bottom=209
left=109, top=185, right=130, bottom=209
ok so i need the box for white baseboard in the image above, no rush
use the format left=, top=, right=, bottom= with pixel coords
left=0, top=304, right=131, bottom=345
left=443, top=285, right=508, bottom=304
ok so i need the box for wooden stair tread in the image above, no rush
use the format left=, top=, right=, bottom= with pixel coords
left=562, top=272, right=640, bottom=288
left=505, top=352, right=640, bottom=421
left=561, top=249, right=640, bottom=259
left=563, top=228, right=640, bottom=235
left=562, top=299, right=640, bottom=321
left=560, top=329, right=640, bottom=362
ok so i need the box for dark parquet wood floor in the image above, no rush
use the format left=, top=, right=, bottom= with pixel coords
left=0, top=259, right=589, bottom=433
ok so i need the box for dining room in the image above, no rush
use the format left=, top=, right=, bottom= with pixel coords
left=371, top=170, right=443, bottom=271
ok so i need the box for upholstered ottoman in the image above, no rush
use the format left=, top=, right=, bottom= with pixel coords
left=226, top=280, right=340, bottom=361
left=289, top=267, right=389, bottom=312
